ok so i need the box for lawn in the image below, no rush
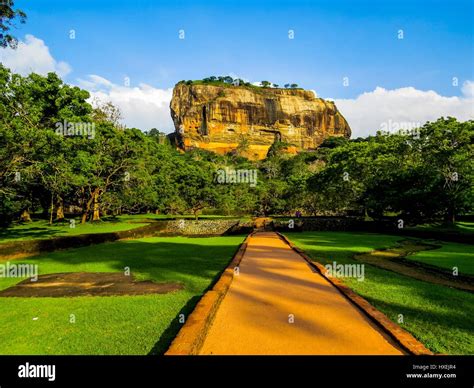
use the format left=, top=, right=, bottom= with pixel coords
left=0, top=219, right=149, bottom=244
left=406, top=241, right=474, bottom=276
left=284, top=231, right=474, bottom=355
left=0, top=235, right=245, bottom=355
left=0, top=215, right=253, bottom=245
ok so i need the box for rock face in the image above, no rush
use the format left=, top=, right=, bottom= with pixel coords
left=170, top=82, right=351, bottom=159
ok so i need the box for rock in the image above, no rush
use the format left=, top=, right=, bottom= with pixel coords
left=169, top=82, right=351, bottom=159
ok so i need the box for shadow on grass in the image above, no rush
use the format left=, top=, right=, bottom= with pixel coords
left=4, top=238, right=246, bottom=290
left=147, top=295, right=202, bottom=355
left=360, top=290, right=474, bottom=354
left=0, top=236, right=245, bottom=354
left=0, top=226, right=60, bottom=242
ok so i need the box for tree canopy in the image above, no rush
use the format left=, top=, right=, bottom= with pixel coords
left=1, top=65, right=472, bottom=225
left=0, top=0, right=26, bottom=48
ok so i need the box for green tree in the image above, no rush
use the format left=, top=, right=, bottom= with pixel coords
left=175, top=160, right=216, bottom=219
left=0, top=0, right=26, bottom=48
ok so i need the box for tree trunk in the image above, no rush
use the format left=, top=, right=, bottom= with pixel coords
left=49, top=193, right=54, bottom=225
left=92, top=189, right=100, bottom=221
left=40, top=199, right=49, bottom=219
left=56, top=197, right=65, bottom=221
left=81, top=194, right=94, bottom=224
left=445, top=206, right=456, bottom=225
left=20, top=209, right=32, bottom=222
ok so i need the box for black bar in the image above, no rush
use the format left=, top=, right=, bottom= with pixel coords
left=0, top=356, right=471, bottom=387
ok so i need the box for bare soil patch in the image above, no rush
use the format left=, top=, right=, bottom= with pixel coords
left=0, top=272, right=184, bottom=297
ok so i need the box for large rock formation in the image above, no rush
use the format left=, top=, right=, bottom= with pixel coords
left=170, top=82, right=351, bottom=159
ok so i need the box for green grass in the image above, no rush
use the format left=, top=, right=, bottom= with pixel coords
left=113, top=214, right=173, bottom=221
left=0, top=235, right=245, bottom=354
left=284, top=231, right=474, bottom=355
left=0, top=214, right=252, bottom=244
left=0, top=219, right=149, bottom=244
left=407, top=241, right=474, bottom=276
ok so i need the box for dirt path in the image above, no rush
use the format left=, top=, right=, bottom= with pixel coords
left=199, top=232, right=404, bottom=355
left=354, top=241, right=474, bottom=293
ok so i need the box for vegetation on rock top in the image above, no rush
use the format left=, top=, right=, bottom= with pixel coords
left=177, top=75, right=300, bottom=90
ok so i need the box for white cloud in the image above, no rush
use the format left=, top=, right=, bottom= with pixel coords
left=82, top=77, right=474, bottom=136
left=0, top=34, right=71, bottom=77
left=334, top=83, right=474, bottom=138
left=461, top=80, right=474, bottom=98
left=78, top=75, right=174, bottom=132
left=3, top=36, right=472, bottom=138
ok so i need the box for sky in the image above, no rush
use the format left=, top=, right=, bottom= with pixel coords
left=1, top=0, right=473, bottom=136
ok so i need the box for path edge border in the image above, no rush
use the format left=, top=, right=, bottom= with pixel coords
left=277, top=232, right=434, bottom=356
left=165, top=233, right=253, bottom=355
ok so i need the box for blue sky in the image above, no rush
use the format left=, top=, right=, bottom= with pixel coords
left=15, top=0, right=473, bottom=98
left=2, top=0, right=473, bottom=134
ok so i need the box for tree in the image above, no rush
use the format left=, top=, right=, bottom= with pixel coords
left=175, top=160, right=216, bottom=219
left=92, top=99, right=124, bottom=129
left=0, top=66, right=92, bottom=223
left=236, top=135, right=250, bottom=157
left=304, top=120, right=474, bottom=223
left=415, top=118, right=473, bottom=223
left=147, top=128, right=169, bottom=145
left=0, top=0, right=26, bottom=48
left=72, top=122, right=144, bottom=223
left=290, top=83, right=298, bottom=88
left=1, top=66, right=472, bottom=226
left=319, top=136, right=349, bottom=149
left=261, top=80, right=271, bottom=88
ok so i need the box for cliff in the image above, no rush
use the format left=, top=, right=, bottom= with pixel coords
left=169, top=82, right=351, bottom=159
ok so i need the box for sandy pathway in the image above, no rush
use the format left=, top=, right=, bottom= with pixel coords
left=199, top=232, right=404, bottom=355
